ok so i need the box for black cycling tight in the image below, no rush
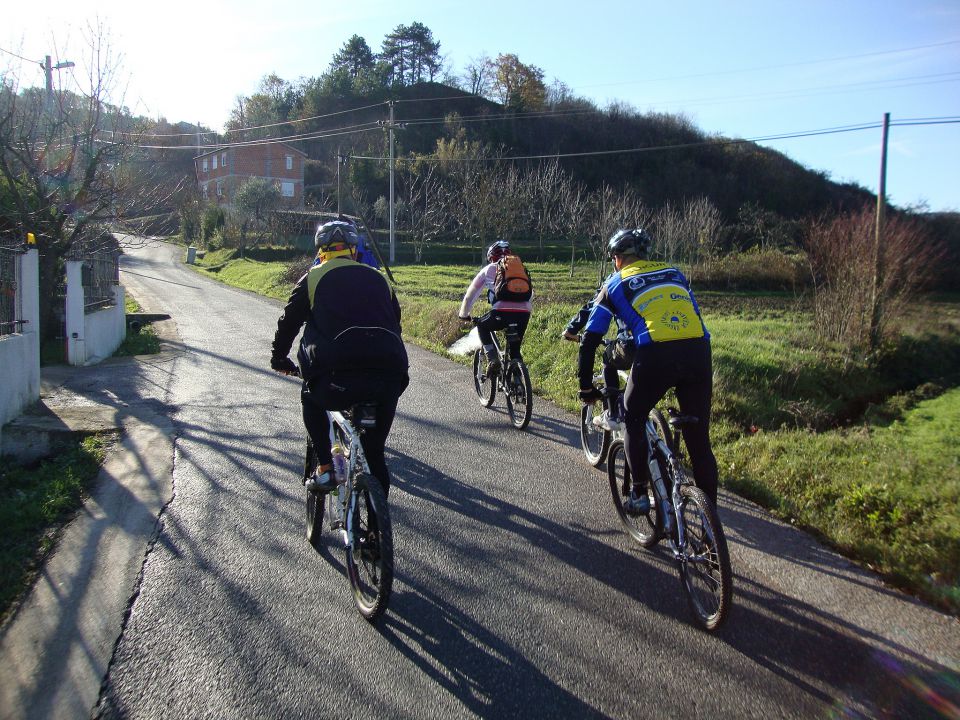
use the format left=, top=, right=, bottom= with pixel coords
left=621, top=338, right=718, bottom=505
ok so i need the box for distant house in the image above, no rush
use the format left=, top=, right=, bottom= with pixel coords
left=194, top=142, right=306, bottom=208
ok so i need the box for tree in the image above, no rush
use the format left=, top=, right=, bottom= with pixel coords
left=488, top=54, right=547, bottom=112
left=226, top=73, right=303, bottom=137
left=233, top=177, right=280, bottom=254
left=380, top=22, right=442, bottom=86
left=331, top=35, right=375, bottom=78
left=462, top=54, right=492, bottom=97
left=0, top=23, right=174, bottom=342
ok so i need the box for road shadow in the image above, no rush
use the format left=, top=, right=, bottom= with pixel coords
left=385, top=447, right=960, bottom=718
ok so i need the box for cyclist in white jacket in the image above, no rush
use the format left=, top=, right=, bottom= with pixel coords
left=458, top=240, right=532, bottom=375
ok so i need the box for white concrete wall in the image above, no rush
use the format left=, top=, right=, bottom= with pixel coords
left=82, top=285, right=126, bottom=364
left=0, top=249, right=40, bottom=444
left=66, top=262, right=126, bottom=366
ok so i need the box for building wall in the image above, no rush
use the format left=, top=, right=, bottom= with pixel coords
left=196, top=144, right=305, bottom=207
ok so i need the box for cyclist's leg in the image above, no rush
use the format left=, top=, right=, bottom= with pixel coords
left=358, top=374, right=408, bottom=498
left=674, top=339, right=719, bottom=505
left=622, top=346, right=671, bottom=492
left=504, top=312, right=530, bottom=360
left=300, top=376, right=346, bottom=468
left=601, top=361, right=621, bottom=417
left=475, top=311, right=505, bottom=365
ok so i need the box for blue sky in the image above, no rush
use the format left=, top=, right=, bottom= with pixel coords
left=4, top=0, right=959, bottom=211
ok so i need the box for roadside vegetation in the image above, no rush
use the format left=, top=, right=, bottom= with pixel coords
left=115, top=292, right=161, bottom=357
left=0, top=434, right=116, bottom=623
left=187, top=245, right=960, bottom=614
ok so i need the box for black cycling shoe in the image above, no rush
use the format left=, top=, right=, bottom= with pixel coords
left=624, top=488, right=651, bottom=516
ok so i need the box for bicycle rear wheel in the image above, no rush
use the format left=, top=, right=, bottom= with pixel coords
left=607, top=440, right=661, bottom=547
left=304, top=440, right=324, bottom=550
left=472, top=349, right=496, bottom=407
left=580, top=403, right=610, bottom=467
left=346, top=474, right=394, bottom=621
left=677, top=484, right=732, bottom=631
left=504, top=362, right=532, bottom=430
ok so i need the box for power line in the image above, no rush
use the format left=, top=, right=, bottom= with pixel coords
left=94, top=113, right=960, bottom=160
left=351, top=117, right=960, bottom=164
left=99, top=123, right=383, bottom=151
left=0, top=46, right=42, bottom=66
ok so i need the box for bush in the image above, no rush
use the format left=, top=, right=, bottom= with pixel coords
left=805, top=206, right=945, bottom=348
left=689, top=248, right=808, bottom=292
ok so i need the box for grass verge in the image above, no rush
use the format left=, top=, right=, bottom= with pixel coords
left=116, top=289, right=161, bottom=356
left=0, top=434, right=116, bottom=624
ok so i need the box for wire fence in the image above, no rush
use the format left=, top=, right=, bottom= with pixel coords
left=0, top=243, right=23, bottom=337
left=80, top=252, right=120, bottom=312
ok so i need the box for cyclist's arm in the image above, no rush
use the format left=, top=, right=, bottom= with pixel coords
left=565, top=300, right=592, bottom=337
left=272, top=272, right=310, bottom=363
left=458, top=265, right=491, bottom=318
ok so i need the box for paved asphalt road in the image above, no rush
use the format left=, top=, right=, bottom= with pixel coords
left=85, top=240, right=957, bottom=718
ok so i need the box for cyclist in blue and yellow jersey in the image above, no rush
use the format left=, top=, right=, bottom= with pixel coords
left=271, top=219, right=408, bottom=497
left=577, top=228, right=718, bottom=511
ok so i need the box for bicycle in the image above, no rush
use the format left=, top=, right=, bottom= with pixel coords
left=303, top=402, right=394, bottom=622
left=580, top=366, right=624, bottom=467
left=606, top=408, right=733, bottom=631
left=578, top=338, right=633, bottom=467
left=471, top=318, right=533, bottom=430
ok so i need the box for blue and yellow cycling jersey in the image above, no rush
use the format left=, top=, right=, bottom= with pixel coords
left=583, top=260, right=709, bottom=346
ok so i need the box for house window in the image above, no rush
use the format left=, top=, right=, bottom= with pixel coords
left=201, top=182, right=208, bottom=199
left=281, top=181, right=294, bottom=198
left=221, top=152, right=227, bottom=168
left=216, top=181, right=223, bottom=197
left=285, top=155, right=293, bottom=171
left=212, top=155, right=218, bottom=170
left=202, top=158, right=208, bottom=172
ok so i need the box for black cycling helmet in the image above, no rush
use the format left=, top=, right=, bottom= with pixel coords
left=315, top=219, right=359, bottom=251
left=486, top=240, right=511, bottom=263
left=607, top=228, right=652, bottom=259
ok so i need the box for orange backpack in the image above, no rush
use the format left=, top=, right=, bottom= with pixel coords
left=492, top=255, right=532, bottom=302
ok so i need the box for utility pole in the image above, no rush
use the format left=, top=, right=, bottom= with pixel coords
left=379, top=101, right=406, bottom=264
left=869, top=112, right=890, bottom=350
left=42, top=54, right=74, bottom=114
left=336, top=147, right=349, bottom=214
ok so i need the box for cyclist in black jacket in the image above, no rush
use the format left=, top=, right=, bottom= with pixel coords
left=271, top=219, right=408, bottom=496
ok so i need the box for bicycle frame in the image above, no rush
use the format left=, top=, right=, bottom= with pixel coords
left=645, top=419, right=690, bottom=556
left=326, top=410, right=371, bottom=547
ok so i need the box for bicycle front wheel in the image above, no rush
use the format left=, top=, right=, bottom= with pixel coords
left=346, top=474, right=394, bottom=621
left=504, top=362, right=533, bottom=430
left=677, top=484, right=732, bottom=631
left=304, top=441, right=324, bottom=550
left=607, top=440, right=661, bottom=547
left=472, top=349, right=496, bottom=407
left=580, top=403, right=610, bottom=467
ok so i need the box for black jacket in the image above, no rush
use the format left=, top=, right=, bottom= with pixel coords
left=272, top=257, right=407, bottom=382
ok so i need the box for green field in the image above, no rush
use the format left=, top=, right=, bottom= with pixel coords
left=190, top=247, right=960, bottom=613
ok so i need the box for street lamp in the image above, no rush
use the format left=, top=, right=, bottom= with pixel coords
left=43, top=55, right=74, bottom=107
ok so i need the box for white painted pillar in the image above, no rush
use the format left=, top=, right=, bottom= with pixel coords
left=20, top=249, right=40, bottom=396
left=65, top=260, right=85, bottom=366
